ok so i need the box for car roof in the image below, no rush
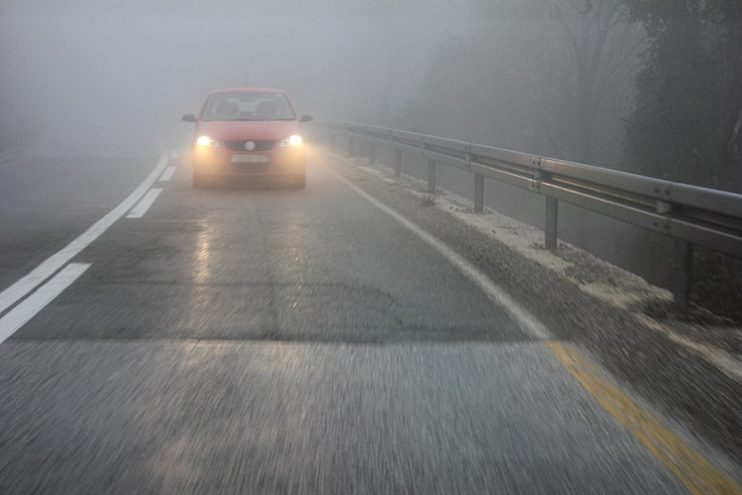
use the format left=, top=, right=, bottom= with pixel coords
left=209, top=87, right=287, bottom=95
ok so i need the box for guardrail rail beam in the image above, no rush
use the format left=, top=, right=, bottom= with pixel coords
left=318, top=121, right=742, bottom=309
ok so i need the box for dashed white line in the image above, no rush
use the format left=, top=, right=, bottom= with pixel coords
left=0, top=150, right=169, bottom=316
left=325, top=161, right=551, bottom=340
left=0, top=263, right=90, bottom=344
left=126, top=188, right=162, bottom=219
left=159, top=166, right=176, bottom=182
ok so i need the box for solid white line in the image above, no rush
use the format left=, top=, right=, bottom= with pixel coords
left=159, top=166, right=176, bottom=182
left=0, top=263, right=90, bottom=344
left=327, top=164, right=551, bottom=340
left=126, top=188, right=162, bottom=219
left=0, top=150, right=168, bottom=316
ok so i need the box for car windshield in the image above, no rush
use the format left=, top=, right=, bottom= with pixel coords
left=201, top=92, right=295, bottom=121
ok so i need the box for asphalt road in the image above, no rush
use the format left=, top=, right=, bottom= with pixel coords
left=0, top=137, right=736, bottom=493
left=0, top=128, right=159, bottom=292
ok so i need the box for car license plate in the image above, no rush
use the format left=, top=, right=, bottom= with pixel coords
left=231, top=154, right=268, bottom=163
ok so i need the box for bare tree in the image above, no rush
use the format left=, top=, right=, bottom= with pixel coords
left=542, top=0, right=644, bottom=163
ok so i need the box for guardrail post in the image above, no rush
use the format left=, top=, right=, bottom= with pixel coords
left=474, top=174, right=484, bottom=213
left=330, top=133, right=336, bottom=150
left=394, top=149, right=402, bottom=178
left=672, top=240, right=694, bottom=308
left=427, top=159, right=437, bottom=193
left=545, top=197, right=558, bottom=250
left=369, top=142, right=376, bottom=166
left=348, top=136, right=355, bottom=157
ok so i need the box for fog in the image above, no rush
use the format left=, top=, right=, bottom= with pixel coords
left=2, top=1, right=649, bottom=165
left=1, top=1, right=455, bottom=154
left=1, top=4, right=742, bottom=490
left=2, top=0, right=740, bottom=315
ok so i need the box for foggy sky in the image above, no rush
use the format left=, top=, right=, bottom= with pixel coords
left=1, top=1, right=458, bottom=150
left=2, top=0, right=640, bottom=166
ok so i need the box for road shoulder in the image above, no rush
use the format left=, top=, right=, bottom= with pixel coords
left=317, top=146, right=742, bottom=474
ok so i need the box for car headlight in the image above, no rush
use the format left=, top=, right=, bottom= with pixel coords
left=279, top=135, right=303, bottom=147
left=196, top=135, right=220, bottom=147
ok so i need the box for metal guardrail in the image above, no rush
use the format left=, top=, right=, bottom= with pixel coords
left=318, top=121, right=742, bottom=307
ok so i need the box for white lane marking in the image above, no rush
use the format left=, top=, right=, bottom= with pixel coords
left=0, top=263, right=90, bottom=344
left=159, top=166, right=176, bottom=182
left=327, top=165, right=551, bottom=340
left=0, top=150, right=168, bottom=316
left=126, top=188, right=162, bottom=219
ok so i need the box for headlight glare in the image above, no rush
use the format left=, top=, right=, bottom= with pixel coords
left=279, top=135, right=303, bottom=147
left=196, top=135, right=219, bottom=147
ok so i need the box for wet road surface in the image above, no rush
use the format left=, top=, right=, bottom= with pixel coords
left=0, top=142, right=737, bottom=494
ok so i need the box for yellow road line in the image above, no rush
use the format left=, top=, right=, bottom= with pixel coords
left=547, top=342, right=741, bottom=495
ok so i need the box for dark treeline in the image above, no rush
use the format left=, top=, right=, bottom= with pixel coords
left=378, top=0, right=742, bottom=318
left=625, top=0, right=742, bottom=191
left=390, top=0, right=742, bottom=192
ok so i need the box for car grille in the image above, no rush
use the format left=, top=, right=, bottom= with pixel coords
left=224, top=140, right=275, bottom=152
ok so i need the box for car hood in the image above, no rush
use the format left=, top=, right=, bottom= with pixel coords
left=197, top=120, right=300, bottom=141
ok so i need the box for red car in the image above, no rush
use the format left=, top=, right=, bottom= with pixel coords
left=182, top=88, right=312, bottom=188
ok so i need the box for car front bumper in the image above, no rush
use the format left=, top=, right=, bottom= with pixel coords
left=192, top=146, right=306, bottom=178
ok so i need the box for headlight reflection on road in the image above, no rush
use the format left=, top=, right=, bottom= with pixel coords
left=194, top=226, right=211, bottom=284
left=187, top=225, right=213, bottom=331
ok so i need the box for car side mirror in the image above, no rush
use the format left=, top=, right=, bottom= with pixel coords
left=299, top=114, right=313, bottom=123
left=182, top=113, right=197, bottom=123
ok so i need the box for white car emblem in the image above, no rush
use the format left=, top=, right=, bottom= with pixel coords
left=244, top=141, right=256, bottom=151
